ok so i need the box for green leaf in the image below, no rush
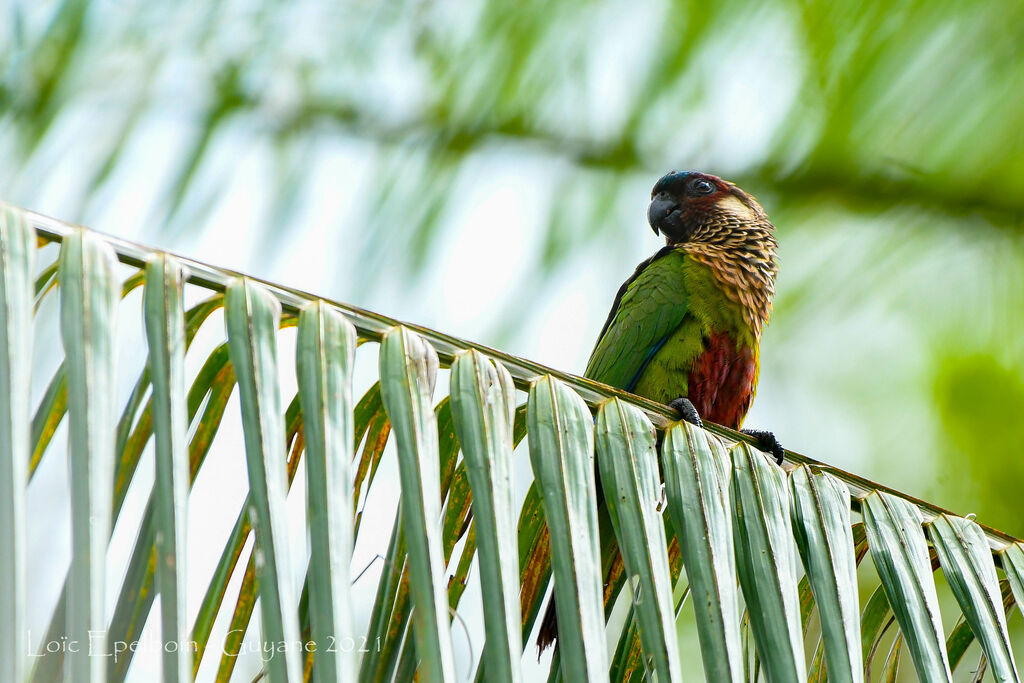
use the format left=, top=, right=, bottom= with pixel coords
left=201, top=399, right=304, bottom=680
left=526, top=375, right=608, bottom=682
left=929, top=514, right=1019, bottom=681
left=972, top=653, right=990, bottom=682
left=516, top=480, right=551, bottom=644
left=729, top=442, right=806, bottom=682
left=608, top=605, right=642, bottom=683
left=0, top=206, right=34, bottom=682
left=449, top=349, right=523, bottom=683
left=862, top=491, right=951, bottom=682
left=352, top=382, right=390, bottom=536
left=388, top=403, right=470, bottom=683
left=1000, top=543, right=1024, bottom=621
left=225, top=277, right=302, bottom=683
left=860, top=583, right=894, bottom=672
left=789, top=466, right=862, bottom=683
left=880, top=633, right=904, bottom=683
left=142, top=255, right=192, bottom=682
left=660, top=421, right=743, bottom=682
left=60, top=231, right=119, bottom=682
left=594, top=398, right=681, bottom=682
left=99, top=345, right=235, bottom=683
left=947, top=616, right=976, bottom=673
left=29, top=365, right=66, bottom=476
left=33, top=257, right=58, bottom=309
left=378, top=326, right=456, bottom=682
left=193, top=499, right=249, bottom=675
left=113, top=294, right=223, bottom=517
left=607, top=539, right=689, bottom=683
left=215, top=550, right=259, bottom=682
left=358, top=507, right=408, bottom=683
left=392, top=383, right=480, bottom=682
left=800, top=522, right=868, bottom=644
left=296, top=301, right=358, bottom=683
left=360, top=398, right=466, bottom=683
left=29, top=269, right=158, bottom=482
left=807, top=637, right=826, bottom=683
left=947, top=579, right=1015, bottom=673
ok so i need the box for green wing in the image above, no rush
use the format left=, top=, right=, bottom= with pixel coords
left=585, top=246, right=691, bottom=391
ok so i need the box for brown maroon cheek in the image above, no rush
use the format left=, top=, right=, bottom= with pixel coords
left=678, top=201, right=714, bottom=225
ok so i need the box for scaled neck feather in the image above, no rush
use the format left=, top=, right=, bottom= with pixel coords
left=680, top=221, right=778, bottom=338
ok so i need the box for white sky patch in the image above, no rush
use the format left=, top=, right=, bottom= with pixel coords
left=693, top=8, right=803, bottom=172
left=583, top=0, right=663, bottom=140
left=525, top=266, right=604, bottom=374
left=268, top=136, right=377, bottom=294
left=87, top=113, right=198, bottom=244
left=433, top=149, right=558, bottom=339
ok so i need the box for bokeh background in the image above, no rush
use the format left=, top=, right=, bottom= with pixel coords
left=3, top=0, right=1024, bottom=679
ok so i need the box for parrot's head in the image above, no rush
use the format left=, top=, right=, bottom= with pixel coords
left=647, top=171, right=774, bottom=248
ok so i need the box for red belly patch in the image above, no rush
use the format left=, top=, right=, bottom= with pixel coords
left=688, top=331, right=757, bottom=429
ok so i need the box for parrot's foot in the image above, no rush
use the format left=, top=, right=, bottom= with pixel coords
left=741, top=429, right=785, bottom=465
left=669, top=397, right=703, bottom=428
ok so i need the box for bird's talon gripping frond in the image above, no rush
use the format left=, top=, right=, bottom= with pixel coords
left=668, top=397, right=703, bottom=428
left=741, top=428, right=785, bottom=465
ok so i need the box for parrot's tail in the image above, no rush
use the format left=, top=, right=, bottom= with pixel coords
left=536, top=600, right=559, bottom=656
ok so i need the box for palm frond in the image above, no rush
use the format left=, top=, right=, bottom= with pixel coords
left=6, top=203, right=1024, bottom=682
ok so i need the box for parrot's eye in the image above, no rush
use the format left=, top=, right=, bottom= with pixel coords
left=687, top=178, right=715, bottom=196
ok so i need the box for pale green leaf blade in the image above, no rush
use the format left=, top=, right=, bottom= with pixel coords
left=359, top=398, right=464, bottom=683
left=881, top=633, right=904, bottom=683
left=807, top=638, right=826, bottom=683
left=526, top=375, right=608, bottom=682
left=34, top=271, right=198, bottom=681
left=594, top=398, right=681, bottom=683
left=1000, top=543, right=1024, bottom=621
left=516, top=481, right=551, bottom=643
left=296, top=301, right=358, bottom=683
left=112, top=293, right=222, bottom=518
left=0, top=206, right=34, bottom=682
left=729, top=442, right=806, bottom=682
left=357, top=506, right=407, bottom=683
left=195, top=396, right=302, bottom=681
left=789, top=466, right=862, bottom=683
left=51, top=344, right=235, bottom=683
left=862, top=491, right=952, bottom=682
left=948, top=616, right=978, bottom=673
left=142, top=254, right=192, bottom=682
left=60, top=230, right=119, bottom=682
left=192, top=499, right=249, bottom=674
left=608, top=605, right=642, bottom=683
left=29, top=365, right=66, bottom=476
left=860, top=585, right=900, bottom=683
left=449, top=349, right=523, bottom=683
left=929, top=514, right=1019, bottom=682
left=378, top=326, right=456, bottom=682
left=661, top=421, right=743, bottom=683
left=33, top=258, right=59, bottom=309
left=224, top=277, right=302, bottom=683
left=111, top=344, right=235, bottom=682
left=29, top=270, right=163, bottom=483
left=215, top=552, right=259, bottom=681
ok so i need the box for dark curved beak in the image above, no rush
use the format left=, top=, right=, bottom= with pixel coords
left=648, top=195, right=684, bottom=240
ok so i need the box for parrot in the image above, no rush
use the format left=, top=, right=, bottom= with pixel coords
left=586, top=170, right=781, bottom=451
left=536, top=170, right=782, bottom=652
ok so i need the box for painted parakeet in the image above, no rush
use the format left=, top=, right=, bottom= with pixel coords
left=537, top=170, right=781, bottom=652
left=586, top=170, right=780, bottom=453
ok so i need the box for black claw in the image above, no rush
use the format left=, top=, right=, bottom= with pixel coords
left=742, top=429, right=785, bottom=465
left=668, top=397, right=703, bottom=428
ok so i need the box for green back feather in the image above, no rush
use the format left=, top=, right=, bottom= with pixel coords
left=585, top=247, right=754, bottom=397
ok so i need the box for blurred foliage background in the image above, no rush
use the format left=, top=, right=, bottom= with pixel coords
left=2, top=0, right=1023, bottom=544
